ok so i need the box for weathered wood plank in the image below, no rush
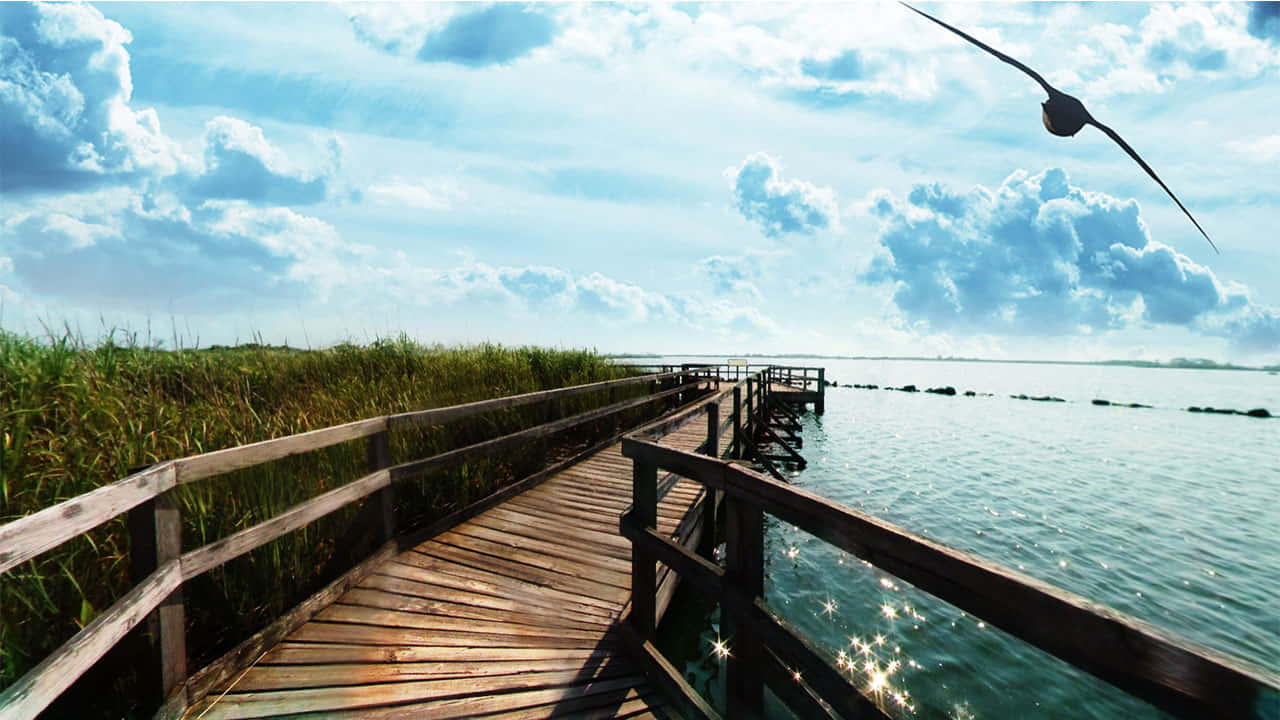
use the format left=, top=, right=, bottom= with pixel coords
left=470, top=509, right=631, bottom=559
left=128, top=489, right=187, bottom=709
left=377, top=560, right=618, bottom=619
left=261, top=643, right=609, bottom=666
left=313, top=604, right=605, bottom=641
left=0, top=462, right=176, bottom=575
left=419, top=537, right=631, bottom=596
left=233, top=656, right=626, bottom=692
left=181, top=541, right=399, bottom=709
left=338, top=586, right=607, bottom=633
left=363, top=569, right=616, bottom=626
left=261, top=675, right=652, bottom=720
left=396, top=546, right=625, bottom=611
left=181, top=469, right=391, bottom=580
left=194, top=665, right=638, bottom=719
left=177, top=418, right=386, bottom=483
left=447, top=524, right=632, bottom=576
left=287, top=621, right=618, bottom=651
left=0, top=560, right=182, bottom=720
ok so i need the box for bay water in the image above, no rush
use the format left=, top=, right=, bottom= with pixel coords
left=636, top=357, right=1279, bottom=718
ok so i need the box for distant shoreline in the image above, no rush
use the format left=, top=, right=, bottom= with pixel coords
left=607, top=354, right=1280, bottom=373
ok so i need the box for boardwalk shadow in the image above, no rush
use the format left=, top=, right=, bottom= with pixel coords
left=544, top=626, right=663, bottom=718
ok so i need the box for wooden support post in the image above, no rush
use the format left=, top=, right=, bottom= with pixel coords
left=630, top=459, right=658, bottom=640
left=745, top=377, right=755, bottom=460
left=724, top=495, right=765, bottom=718
left=699, top=402, right=720, bottom=559
left=817, top=367, right=826, bottom=414
left=732, top=386, right=742, bottom=460
left=367, top=429, right=395, bottom=543
left=128, top=489, right=188, bottom=708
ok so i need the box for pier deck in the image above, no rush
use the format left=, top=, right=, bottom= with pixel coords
left=187, top=387, right=740, bottom=719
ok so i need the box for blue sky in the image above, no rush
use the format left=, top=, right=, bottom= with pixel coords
left=2, top=2, right=1278, bottom=362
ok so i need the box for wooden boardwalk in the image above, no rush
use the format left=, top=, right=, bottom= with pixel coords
left=188, top=387, right=741, bottom=719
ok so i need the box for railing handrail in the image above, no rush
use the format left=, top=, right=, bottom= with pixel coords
left=620, top=438, right=1280, bottom=719
left=0, top=368, right=708, bottom=719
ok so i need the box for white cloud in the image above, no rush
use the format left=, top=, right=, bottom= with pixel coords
left=0, top=3, right=190, bottom=190
left=1227, top=134, right=1280, bottom=163
left=1072, top=4, right=1280, bottom=98
left=365, top=179, right=465, bottom=210
left=862, top=167, right=1280, bottom=352
left=729, top=152, right=839, bottom=239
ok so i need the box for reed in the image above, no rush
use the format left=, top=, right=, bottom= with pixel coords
left=0, top=328, right=641, bottom=716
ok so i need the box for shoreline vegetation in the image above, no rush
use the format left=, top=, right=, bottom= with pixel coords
left=0, top=330, right=646, bottom=718
left=609, top=353, right=1280, bottom=373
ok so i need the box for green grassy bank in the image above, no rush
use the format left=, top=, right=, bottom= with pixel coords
left=1, top=331, right=652, bottom=717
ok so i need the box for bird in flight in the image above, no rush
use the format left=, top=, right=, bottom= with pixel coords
left=902, top=3, right=1218, bottom=254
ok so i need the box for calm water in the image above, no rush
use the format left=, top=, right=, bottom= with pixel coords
left=637, top=357, right=1280, bottom=718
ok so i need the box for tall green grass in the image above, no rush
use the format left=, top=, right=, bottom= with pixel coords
left=0, top=329, right=657, bottom=717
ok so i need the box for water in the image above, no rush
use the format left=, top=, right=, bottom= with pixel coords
left=635, top=357, right=1280, bottom=718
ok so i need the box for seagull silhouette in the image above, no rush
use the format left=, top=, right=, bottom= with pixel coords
left=902, top=2, right=1218, bottom=253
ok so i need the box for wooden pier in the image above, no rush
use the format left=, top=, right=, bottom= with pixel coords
left=3, top=363, right=1277, bottom=719
left=182, top=384, right=746, bottom=719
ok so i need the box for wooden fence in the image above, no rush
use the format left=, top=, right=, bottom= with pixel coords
left=619, top=431, right=1280, bottom=719
left=0, top=368, right=714, bottom=720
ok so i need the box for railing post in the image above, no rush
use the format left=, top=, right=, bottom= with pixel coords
left=630, top=459, right=658, bottom=640
left=732, top=386, right=742, bottom=460
left=128, top=487, right=188, bottom=708
left=700, top=402, right=720, bottom=559
left=816, top=367, right=826, bottom=414
left=745, top=377, right=755, bottom=459
left=705, top=401, right=719, bottom=457
left=368, top=428, right=395, bottom=543
left=724, top=494, right=765, bottom=717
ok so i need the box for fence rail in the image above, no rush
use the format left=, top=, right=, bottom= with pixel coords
left=0, top=368, right=708, bottom=720
left=619, top=437, right=1280, bottom=719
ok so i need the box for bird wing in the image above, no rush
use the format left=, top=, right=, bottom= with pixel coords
left=1088, top=119, right=1219, bottom=254
left=901, top=2, right=1056, bottom=97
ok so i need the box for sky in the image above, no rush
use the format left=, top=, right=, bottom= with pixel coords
left=2, top=1, right=1279, bottom=363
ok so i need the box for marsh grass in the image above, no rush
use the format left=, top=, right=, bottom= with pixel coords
left=0, top=329, right=657, bottom=717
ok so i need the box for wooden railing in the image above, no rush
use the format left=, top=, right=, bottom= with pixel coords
left=619, top=441, right=1280, bottom=719
left=0, top=368, right=712, bottom=720
left=768, top=364, right=825, bottom=392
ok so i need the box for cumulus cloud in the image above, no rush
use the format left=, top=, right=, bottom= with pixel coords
left=862, top=168, right=1280, bottom=352
left=349, top=3, right=558, bottom=67
left=0, top=191, right=367, bottom=310
left=387, top=261, right=778, bottom=339
left=2, top=2, right=344, bottom=208
left=186, top=117, right=340, bottom=206
left=699, top=253, right=765, bottom=300
left=0, top=2, right=187, bottom=191
left=1068, top=4, right=1280, bottom=98
left=730, top=153, right=839, bottom=239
